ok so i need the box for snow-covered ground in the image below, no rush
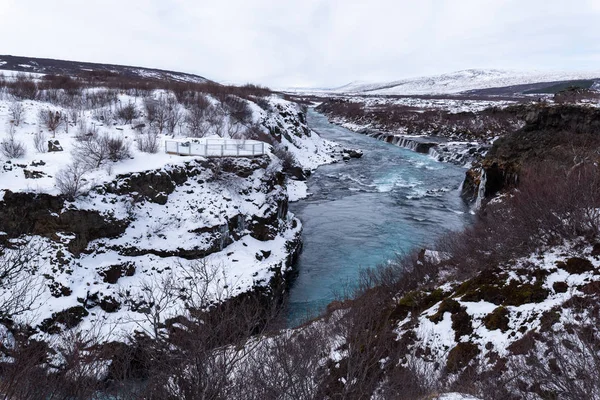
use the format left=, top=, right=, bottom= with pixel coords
left=0, top=88, right=337, bottom=343
left=289, top=68, right=600, bottom=96
left=396, top=240, right=600, bottom=380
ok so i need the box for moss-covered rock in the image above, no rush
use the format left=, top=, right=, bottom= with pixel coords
left=446, top=342, right=480, bottom=374
left=428, top=299, right=462, bottom=323
left=552, top=281, right=568, bottom=293
left=483, top=306, right=510, bottom=332
left=558, top=257, right=595, bottom=274
left=390, top=288, right=446, bottom=322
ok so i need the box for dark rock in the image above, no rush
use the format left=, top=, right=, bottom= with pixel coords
left=99, top=262, right=136, bottom=284
left=39, top=306, right=89, bottom=334
left=47, top=140, right=63, bottom=152
left=99, top=295, right=121, bottom=313
left=286, top=166, right=307, bottom=181
left=261, top=250, right=271, bottom=259
left=23, top=169, right=46, bottom=179
left=342, top=148, right=363, bottom=159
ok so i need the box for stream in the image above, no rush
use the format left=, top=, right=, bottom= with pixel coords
left=287, top=110, right=473, bottom=326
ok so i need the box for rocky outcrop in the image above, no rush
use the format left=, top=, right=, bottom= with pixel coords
left=463, top=104, right=600, bottom=204
left=0, top=191, right=128, bottom=253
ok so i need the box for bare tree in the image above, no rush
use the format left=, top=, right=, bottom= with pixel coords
left=38, top=109, right=63, bottom=138
left=8, top=101, right=24, bottom=126
left=73, top=134, right=131, bottom=170
left=55, top=161, right=89, bottom=199
left=166, top=97, right=183, bottom=134
left=206, top=106, right=226, bottom=137
left=0, top=240, right=46, bottom=319
left=185, top=95, right=212, bottom=137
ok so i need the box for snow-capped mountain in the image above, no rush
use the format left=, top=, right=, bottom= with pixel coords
left=0, top=55, right=211, bottom=84
left=331, top=69, right=600, bottom=95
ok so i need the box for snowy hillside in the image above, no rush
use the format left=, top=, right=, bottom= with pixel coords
left=0, top=55, right=210, bottom=84
left=331, top=69, right=600, bottom=95
left=0, top=81, right=337, bottom=345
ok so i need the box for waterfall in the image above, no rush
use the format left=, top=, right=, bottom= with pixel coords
left=474, top=169, right=487, bottom=210
left=218, top=224, right=230, bottom=250
left=428, top=147, right=442, bottom=161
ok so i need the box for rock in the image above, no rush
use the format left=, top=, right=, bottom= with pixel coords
left=99, top=262, right=136, bottom=284
left=261, top=250, right=271, bottom=259
left=48, top=140, right=63, bottom=152
left=342, top=148, right=363, bottom=159
left=99, top=295, right=121, bottom=313
left=31, top=160, right=46, bottom=167
left=23, top=169, right=46, bottom=179
left=286, top=166, right=307, bottom=181
left=133, top=123, right=146, bottom=130
left=39, top=306, right=89, bottom=334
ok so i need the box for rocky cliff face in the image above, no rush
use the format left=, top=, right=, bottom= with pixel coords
left=463, top=104, right=600, bottom=204
left=0, top=155, right=303, bottom=341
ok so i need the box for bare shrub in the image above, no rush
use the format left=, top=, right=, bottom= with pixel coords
left=33, top=131, right=48, bottom=153
left=245, top=123, right=277, bottom=146
left=105, top=136, right=132, bottom=162
left=136, top=129, right=160, bottom=153
left=8, top=101, right=24, bottom=126
left=273, top=144, right=297, bottom=172
left=8, top=73, right=38, bottom=100
left=55, top=161, right=89, bottom=199
left=116, top=101, right=139, bottom=124
left=1, top=129, right=26, bottom=159
left=73, top=134, right=131, bottom=170
left=223, top=95, right=253, bottom=126
left=92, top=107, right=113, bottom=124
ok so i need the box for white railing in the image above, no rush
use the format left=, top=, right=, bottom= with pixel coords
left=165, top=138, right=268, bottom=157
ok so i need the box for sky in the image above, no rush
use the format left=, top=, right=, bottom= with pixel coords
left=1, top=0, right=600, bottom=88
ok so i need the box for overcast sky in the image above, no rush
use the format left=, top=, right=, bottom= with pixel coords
left=2, top=0, right=600, bottom=88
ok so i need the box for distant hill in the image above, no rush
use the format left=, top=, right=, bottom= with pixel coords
left=330, top=69, right=600, bottom=96
left=0, top=55, right=211, bottom=84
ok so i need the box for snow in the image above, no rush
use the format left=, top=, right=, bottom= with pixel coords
left=0, top=93, right=332, bottom=195
left=435, top=394, right=482, bottom=400
left=0, top=89, right=338, bottom=343
left=329, top=69, right=600, bottom=95
left=287, top=179, right=309, bottom=201
left=397, top=240, right=600, bottom=373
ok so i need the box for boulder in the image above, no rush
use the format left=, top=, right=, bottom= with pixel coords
left=48, top=140, right=63, bottom=152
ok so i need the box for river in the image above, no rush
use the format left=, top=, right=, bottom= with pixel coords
left=287, top=110, right=472, bottom=326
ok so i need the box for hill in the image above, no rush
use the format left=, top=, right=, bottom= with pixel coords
left=330, top=69, right=600, bottom=96
left=0, top=54, right=210, bottom=84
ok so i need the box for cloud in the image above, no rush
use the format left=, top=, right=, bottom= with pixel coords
left=2, top=0, right=600, bottom=87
